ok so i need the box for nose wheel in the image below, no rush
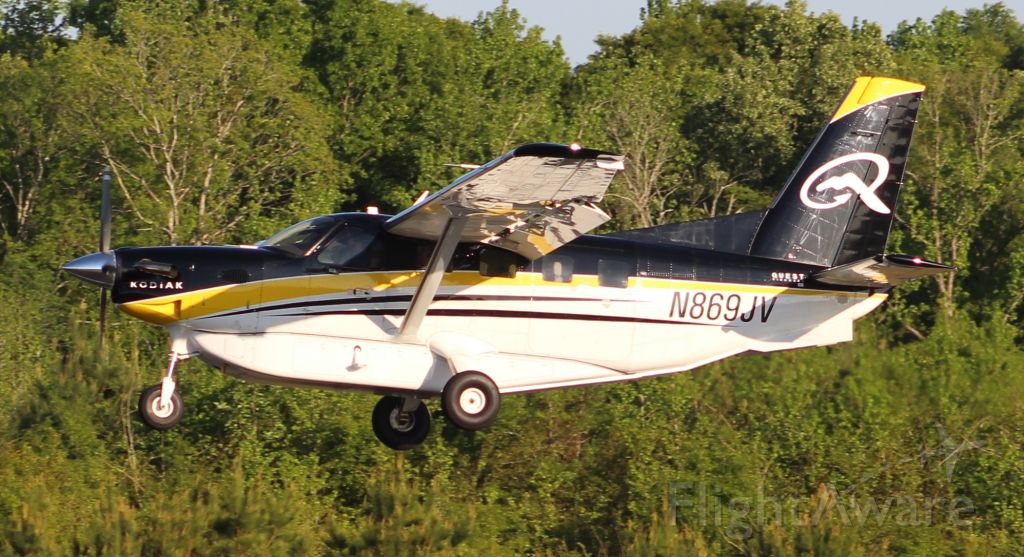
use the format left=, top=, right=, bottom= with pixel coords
left=138, top=351, right=188, bottom=430
left=371, top=396, right=431, bottom=450
left=139, top=383, right=184, bottom=429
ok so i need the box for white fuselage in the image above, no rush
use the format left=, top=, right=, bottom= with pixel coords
left=133, top=270, right=886, bottom=398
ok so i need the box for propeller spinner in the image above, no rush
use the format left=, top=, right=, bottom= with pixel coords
left=62, top=251, right=116, bottom=287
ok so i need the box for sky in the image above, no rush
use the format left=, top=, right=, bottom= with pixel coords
left=415, top=0, right=1024, bottom=65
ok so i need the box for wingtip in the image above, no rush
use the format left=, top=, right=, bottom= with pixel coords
left=510, top=143, right=622, bottom=160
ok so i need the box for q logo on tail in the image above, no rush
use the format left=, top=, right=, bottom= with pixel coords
left=799, top=152, right=891, bottom=214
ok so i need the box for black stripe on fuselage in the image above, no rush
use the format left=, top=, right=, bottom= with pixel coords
left=266, top=307, right=724, bottom=328
left=201, top=293, right=634, bottom=320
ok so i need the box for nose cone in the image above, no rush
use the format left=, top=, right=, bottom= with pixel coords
left=62, top=251, right=116, bottom=288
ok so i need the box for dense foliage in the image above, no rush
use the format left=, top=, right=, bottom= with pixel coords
left=1, top=0, right=1023, bottom=554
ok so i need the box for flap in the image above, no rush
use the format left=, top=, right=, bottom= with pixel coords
left=385, top=143, right=624, bottom=259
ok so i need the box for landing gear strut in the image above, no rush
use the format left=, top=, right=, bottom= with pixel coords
left=139, top=352, right=187, bottom=430
left=371, top=396, right=431, bottom=450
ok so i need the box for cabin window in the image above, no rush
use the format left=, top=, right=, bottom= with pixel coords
left=378, top=234, right=432, bottom=271
left=451, top=244, right=481, bottom=272
left=542, top=255, right=574, bottom=283
left=479, top=247, right=519, bottom=278
left=598, top=259, right=631, bottom=288
left=317, top=226, right=377, bottom=268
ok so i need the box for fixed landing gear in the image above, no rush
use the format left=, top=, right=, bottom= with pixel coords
left=369, top=372, right=503, bottom=449
left=441, top=371, right=501, bottom=431
left=139, top=384, right=183, bottom=429
left=371, top=396, right=431, bottom=450
left=139, top=352, right=188, bottom=430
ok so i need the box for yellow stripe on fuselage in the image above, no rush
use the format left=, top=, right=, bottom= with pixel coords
left=830, top=76, right=925, bottom=123
left=631, top=276, right=873, bottom=297
left=118, top=270, right=878, bottom=325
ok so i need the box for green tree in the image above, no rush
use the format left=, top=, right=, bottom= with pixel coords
left=0, top=0, right=67, bottom=59
left=891, top=7, right=1024, bottom=321
left=324, top=461, right=481, bottom=556
left=576, top=55, right=691, bottom=228
left=307, top=0, right=568, bottom=212
left=61, top=2, right=340, bottom=246
left=0, top=54, right=73, bottom=243
left=576, top=0, right=893, bottom=228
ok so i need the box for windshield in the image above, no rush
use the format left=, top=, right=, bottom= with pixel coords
left=260, top=216, right=338, bottom=257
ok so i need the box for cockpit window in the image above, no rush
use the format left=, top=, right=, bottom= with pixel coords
left=260, top=216, right=338, bottom=257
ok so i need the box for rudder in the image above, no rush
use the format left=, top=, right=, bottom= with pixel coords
left=748, top=76, right=925, bottom=267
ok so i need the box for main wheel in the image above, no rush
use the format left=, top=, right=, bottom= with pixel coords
left=371, top=396, right=431, bottom=450
left=139, top=384, right=184, bottom=430
left=441, top=371, right=501, bottom=431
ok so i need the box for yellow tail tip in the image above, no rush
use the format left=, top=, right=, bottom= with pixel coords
left=831, top=76, right=926, bottom=123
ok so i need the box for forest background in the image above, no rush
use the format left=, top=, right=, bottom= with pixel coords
left=0, top=0, right=1023, bottom=554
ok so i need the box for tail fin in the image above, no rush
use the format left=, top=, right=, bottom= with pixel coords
left=748, top=76, right=925, bottom=267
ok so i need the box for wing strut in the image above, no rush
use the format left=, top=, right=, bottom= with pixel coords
left=396, top=214, right=468, bottom=340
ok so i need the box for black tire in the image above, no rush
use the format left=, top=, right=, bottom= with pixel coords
left=441, top=371, right=501, bottom=431
left=138, top=384, right=184, bottom=430
left=371, top=396, right=431, bottom=450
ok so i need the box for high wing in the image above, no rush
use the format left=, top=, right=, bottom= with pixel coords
left=385, top=143, right=625, bottom=260
left=387, top=143, right=623, bottom=340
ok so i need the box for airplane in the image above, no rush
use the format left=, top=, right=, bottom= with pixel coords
left=63, top=76, right=952, bottom=450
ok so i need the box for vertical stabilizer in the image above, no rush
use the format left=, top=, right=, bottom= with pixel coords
left=748, top=77, right=925, bottom=267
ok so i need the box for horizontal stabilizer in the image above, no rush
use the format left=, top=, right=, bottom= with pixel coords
left=811, top=254, right=953, bottom=287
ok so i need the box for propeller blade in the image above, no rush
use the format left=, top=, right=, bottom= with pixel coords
left=100, top=166, right=111, bottom=253
left=99, top=166, right=112, bottom=343
left=99, top=290, right=108, bottom=348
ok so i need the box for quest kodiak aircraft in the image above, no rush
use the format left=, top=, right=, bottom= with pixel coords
left=64, top=76, right=951, bottom=450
